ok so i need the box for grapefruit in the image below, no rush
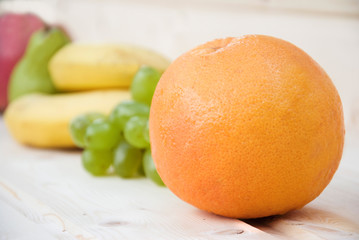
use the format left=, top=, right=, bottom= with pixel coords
left=149, top=35, right=344, bottom=219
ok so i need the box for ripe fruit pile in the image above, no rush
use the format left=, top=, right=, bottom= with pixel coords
left=70, top=67, right=164, bottom=186
left=4, top=27, right=170, bottom=148
left=3, top=13, right=169, bottom=186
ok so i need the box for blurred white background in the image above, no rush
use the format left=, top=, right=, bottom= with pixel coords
left=1, top=0, right=359, bottom=140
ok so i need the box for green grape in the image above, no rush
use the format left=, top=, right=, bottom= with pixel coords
left=143, top=120, right=150, bottom=145
left=113, top=140, right=143, bottom=178
left=69, top=112, right=106, bottom=148
left=143, top=148, right=165, bottom=186
left=82, top=149, right=113, bottom=176
left=124, top=116, right=150, bottom=149
left=137, top=158, right=145, bottom=177
left=84, top=118, right=120, bottom=150
left=130, top=66, right=161, bottom=105
left=109, top=100, right=150, bottom=132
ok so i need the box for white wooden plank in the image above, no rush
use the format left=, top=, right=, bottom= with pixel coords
left=0, top=198, right=65, bottom=240
left=0, top=118, right=277, bottom=239
left=1, top=120, right=359, bottom=240
left=0, top=182, right=82, bottom=240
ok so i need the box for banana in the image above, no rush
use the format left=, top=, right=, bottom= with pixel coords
left=4, top=90, right=130, bottom=148
left=49, top=44, right=171, bottom=91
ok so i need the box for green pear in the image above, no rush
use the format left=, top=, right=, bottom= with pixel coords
left=8, top=27, right=70, bottom=102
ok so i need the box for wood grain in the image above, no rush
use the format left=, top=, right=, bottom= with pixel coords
left=1, top=118, right=359, bottom=239
left=0, top=118, right=278, bottom=240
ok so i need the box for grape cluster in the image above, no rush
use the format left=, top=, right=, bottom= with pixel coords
left=69, top=66, right=164, bottom=186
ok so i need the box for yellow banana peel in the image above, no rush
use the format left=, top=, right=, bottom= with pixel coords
left=49, top=44, right=171, bottom=91
left=4, top=90, right=130, bottom=148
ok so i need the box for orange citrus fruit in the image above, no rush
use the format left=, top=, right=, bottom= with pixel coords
left=149, top=35, right=345, bottom=219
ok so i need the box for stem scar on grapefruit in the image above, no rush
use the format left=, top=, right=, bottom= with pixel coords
left=149, top=35, right=344, bottom=219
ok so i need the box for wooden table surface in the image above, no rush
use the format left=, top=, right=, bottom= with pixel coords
left=0, top=118, right=359, bottom=240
